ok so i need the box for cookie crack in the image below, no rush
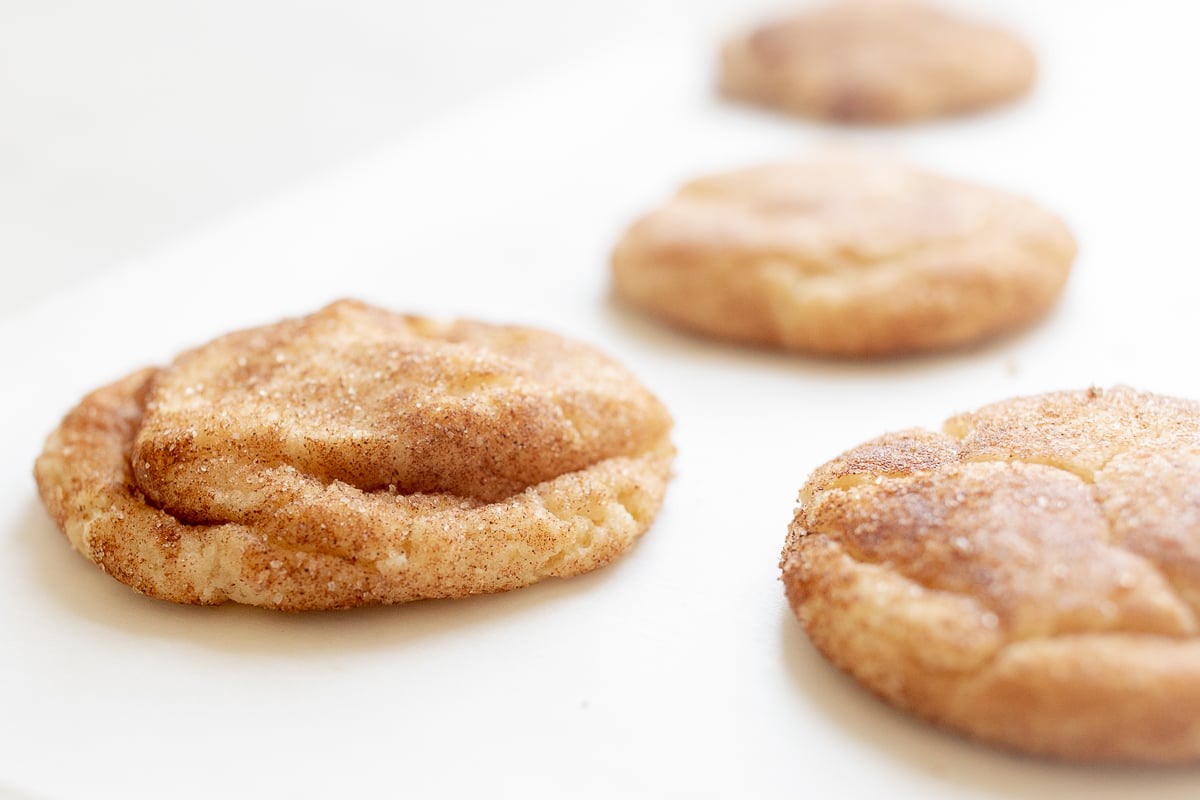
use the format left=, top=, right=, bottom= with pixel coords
left=1090, top=482, right=1200, bottom=631
left=957, top=450, right=1199, bottom=625
left=807, top=445, right=1200, bottom=642
left=804, top=530, right=1197, bottom=686
left=805, top=521, right=1000, bottom=618
left=740, top=204, right=1008, bottom=279
left=959, top=454, right=1097, bottom=485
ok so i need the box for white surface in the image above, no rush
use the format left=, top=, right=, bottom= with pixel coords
left=4, top=3, right=1200, bottom=797
left=0, top=0, right=775, bottom=317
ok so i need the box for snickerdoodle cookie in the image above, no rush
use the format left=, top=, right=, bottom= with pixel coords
left=35, top=300, right=674, bottom=610
left=720, top=1, right=1036, bottom=124
left=782, top=387, right=1200, bottom=762
left=611, top=155, right=1076, bottom=357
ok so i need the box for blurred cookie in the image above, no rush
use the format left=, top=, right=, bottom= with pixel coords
left=612, top=155, right=1075, bottom=357
left=782, top=387, right=1200, bottom=762
left=720, top=0, right=1036, bottom=123
left=35, top=299, right=674, bottom=610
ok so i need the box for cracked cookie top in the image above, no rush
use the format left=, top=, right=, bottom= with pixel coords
left=720, top=0, right=1036, bottom=124
left=612, top=155, right=1076, bottom=357
left=782, top=387, right=1200, bottom=762
left=35, top=300, right=675, bottom=610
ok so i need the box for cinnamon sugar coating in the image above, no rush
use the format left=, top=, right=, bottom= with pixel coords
left=782, top=387, right=1200, bottom=762
left=612, top=155, right=1076, bottom=357
left=35, top=300, right=674, bottom=610
left=720, top=1, right=1036, bottom=124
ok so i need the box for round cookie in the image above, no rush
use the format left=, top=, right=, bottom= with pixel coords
left=34, top=299, right=675, bottom=611
left=720, top=1, right=1036, bottom=124
left=611, top=155, right=1076, bottom=357
left=781, top=387, right=1200, bottom=762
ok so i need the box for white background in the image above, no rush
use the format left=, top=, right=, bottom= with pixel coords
left=3, top=2, right=1200, bottom=798
left=1, top=0, right=789, bottom=315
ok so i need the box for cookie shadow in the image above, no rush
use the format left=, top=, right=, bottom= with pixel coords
left=17, top=495, right=630, bottom=656
left=778, top=614, right=1200, bottom=797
